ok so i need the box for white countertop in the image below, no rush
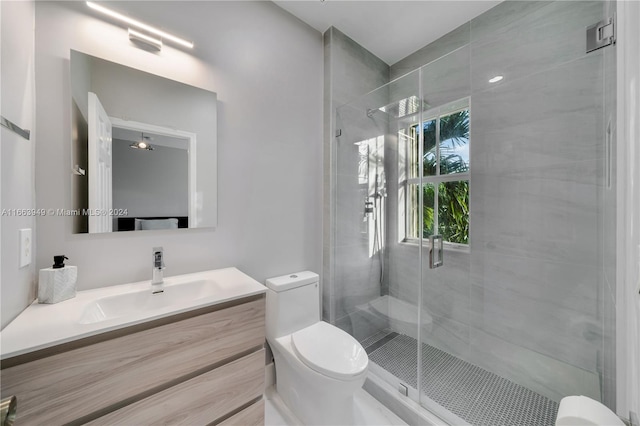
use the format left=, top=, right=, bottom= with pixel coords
left=1, top=267, right=266, bottom=360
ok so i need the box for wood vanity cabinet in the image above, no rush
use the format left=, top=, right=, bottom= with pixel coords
left=0, top=295, right=266, bottom=425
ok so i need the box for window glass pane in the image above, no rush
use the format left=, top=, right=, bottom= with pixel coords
left=436, top=180, right=469, bottom=244
left=422, top=183, right=435, bottom=238
left=439, top=110, right=469, bottom=175
left=422, top=119, right=437, bottom=177
left=406, top=104, right=470, bottom=244
left=407, top=184, right=419, bottom=238
left=404, top=128, right=419, bottom=180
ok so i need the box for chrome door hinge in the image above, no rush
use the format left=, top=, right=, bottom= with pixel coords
left=586, top=15, right=616, bottom=53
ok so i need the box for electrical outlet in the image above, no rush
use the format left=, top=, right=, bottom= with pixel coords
left=19, top=228, right=32, bottom=268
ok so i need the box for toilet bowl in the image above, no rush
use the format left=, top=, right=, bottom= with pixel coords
left=265, top=272, right=369, bottom=425
left=556, top=395, right=624, bottom=426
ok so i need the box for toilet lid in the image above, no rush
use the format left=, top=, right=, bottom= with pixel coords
left=291, top=322, right=368, bottom=380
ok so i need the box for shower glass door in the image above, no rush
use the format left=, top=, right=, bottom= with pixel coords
left=417, top=1, right=614, bottom=424
left=416, top=45, right=474, bottom=423
left=334, top=69, right=423, bottom=400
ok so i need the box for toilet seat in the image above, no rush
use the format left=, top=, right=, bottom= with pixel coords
left=291, top=321, right=368, bottom=381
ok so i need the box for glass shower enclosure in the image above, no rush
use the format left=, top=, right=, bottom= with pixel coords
left=331, top=2, right=616, bottom=425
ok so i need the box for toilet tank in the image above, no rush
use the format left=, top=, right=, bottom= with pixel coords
left=265, top=271, right=320, bottom=339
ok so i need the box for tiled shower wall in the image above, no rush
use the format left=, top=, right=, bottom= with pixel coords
left=323, top=27, right=389, bottom=329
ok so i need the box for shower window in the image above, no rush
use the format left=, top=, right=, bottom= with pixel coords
left=406, top=99, right=470, bottom=244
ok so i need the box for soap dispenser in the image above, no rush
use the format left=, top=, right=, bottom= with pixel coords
left=38, top=255, right=77, bottom=304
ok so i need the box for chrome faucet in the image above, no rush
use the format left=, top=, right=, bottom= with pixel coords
left=151, top=247, right=165, bottom=293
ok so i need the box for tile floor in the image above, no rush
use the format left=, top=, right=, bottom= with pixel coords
left=364, top=331, right=559, bottom=426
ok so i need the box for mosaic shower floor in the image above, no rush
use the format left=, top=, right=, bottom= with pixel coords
left=361, top=330, right=559, bottom=426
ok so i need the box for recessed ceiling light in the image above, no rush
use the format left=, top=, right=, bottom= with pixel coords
left=488, top=75, right=504, bottom=83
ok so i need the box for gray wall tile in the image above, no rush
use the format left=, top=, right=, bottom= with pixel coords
left=390, top=23, right=470, bottom=80
left=469, top=1, right=551, bottom=42
left=421, top=45, right=470, bottom=110
left=467, top=326, right=601, bottom=402
left=469, top=282, right=602, bottom=372
left=324, top=26, right=389, bottom=331
left=470, top=2, right=603, bottom=93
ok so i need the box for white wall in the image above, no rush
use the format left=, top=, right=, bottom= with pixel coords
left=34, top=1, right=322, bottom=291
left=1, top=0, right=37, bottom=329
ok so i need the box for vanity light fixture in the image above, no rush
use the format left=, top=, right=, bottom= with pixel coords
left=488, top=75, right=504, bottom=83
left=86, top=1, right=194, bottom=49
left=128, top=28, right=162, bottom=51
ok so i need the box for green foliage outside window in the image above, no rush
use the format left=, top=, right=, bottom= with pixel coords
left=417, top=109, right=470, bottom=244
left=422, top=110, right=470, bottom=175
left=422, top=181, right=469, bottom=244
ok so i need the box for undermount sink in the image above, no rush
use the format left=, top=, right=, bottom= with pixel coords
left=79, top=279, right=218, bottom=324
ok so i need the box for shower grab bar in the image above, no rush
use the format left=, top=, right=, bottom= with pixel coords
left=429, top=235, right=444, bottom=269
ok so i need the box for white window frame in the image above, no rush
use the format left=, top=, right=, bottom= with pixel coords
left=402, top=98, right=470, bottom=248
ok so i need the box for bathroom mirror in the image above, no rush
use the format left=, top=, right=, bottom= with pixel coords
left=70, top=50, right=217, bottom=233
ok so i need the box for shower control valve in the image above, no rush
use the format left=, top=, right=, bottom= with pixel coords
left=364, top=201, right=374, bottom=214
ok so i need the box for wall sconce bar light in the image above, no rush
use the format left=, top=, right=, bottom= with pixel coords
left=86, top=1, right=194, bottom=49
left=128, top=28, right=162, bottom=51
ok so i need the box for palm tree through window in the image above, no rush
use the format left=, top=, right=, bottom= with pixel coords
left=406, top=101, right=470, bottom=245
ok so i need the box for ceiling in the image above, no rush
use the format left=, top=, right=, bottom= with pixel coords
left=272, top=1, right=502, bottom=65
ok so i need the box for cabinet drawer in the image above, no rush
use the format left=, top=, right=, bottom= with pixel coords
left=1, top=297, right=265, bottom=425
left=218, top=398, right=265, bottom=426
left=89, top=350, right=265, bottom=425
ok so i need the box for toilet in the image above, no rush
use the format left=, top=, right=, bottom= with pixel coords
left=265, top=271, right=369, bottom=426
left=555, top=395, right=624, bottom=426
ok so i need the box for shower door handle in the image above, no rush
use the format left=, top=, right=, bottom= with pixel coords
left=429, top=235, right=443, bottom=269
